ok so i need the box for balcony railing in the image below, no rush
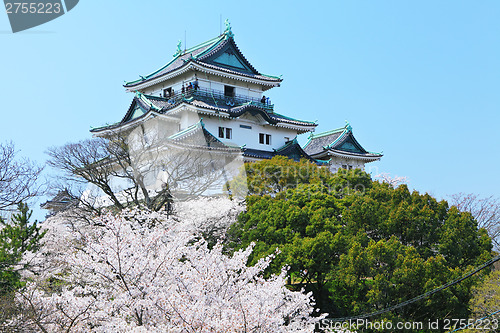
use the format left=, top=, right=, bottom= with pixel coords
left=160, top=87, right=274, bottom=112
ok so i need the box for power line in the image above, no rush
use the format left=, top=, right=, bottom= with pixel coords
left=449, top=309, right=500, bottom=332
left=329, top=254, right=500, bottom=322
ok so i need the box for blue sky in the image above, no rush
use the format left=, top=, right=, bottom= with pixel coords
left=1, top=1, right=499, bottom=220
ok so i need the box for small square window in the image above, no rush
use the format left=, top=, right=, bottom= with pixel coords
left=163, top=87, right=172, bottom=97
left=259, top=133, right=271, bottom=145
left=224, top=85, right=235, bottom=97
left=219, top=127, right=232, bottom=139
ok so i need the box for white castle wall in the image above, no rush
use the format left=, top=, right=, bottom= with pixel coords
left=139, top=72, right=266, bottom=100
left=202, top=117, right=297, bottom=151
left=328, top=156, right=366, bottom=173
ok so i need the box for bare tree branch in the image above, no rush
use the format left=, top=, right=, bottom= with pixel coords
left=46, top=121, right=242, bottom=215
left=0, top=142, right=44, bottom=212
left=450, top=193, right=500, bottom=250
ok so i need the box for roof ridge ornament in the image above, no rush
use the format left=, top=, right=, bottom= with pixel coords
left=173, top=40, right=182, bottom=57
left=345, top=120, right=352, bottom=132
left=224, top=19, right=234, bottom=40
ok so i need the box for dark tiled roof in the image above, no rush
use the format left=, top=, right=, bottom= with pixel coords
left=91, top=93, right=316, bottom=133
left=242, top=148, right=275, bottom=160
left=243, top=138, right=325, bottom=165
left=328, top=149, right=382, bottom=158
left=184, top=100, right=315, bottom=128
left=304, top=125, right=382, bottom=159
left=194, top=61, right=280, bottom=82
left=124, top=35, right=281, bottom=88
left=270, top=111, right=316, bottom=127
left=40, top=190, right=78, bottom=211
left=124, top=36, right=222, bottom=88
left=140, top=95, right=177, bottom=110
left=275, top=138, right=317, bottom=163
left=303, top=129, right=344, bottom=156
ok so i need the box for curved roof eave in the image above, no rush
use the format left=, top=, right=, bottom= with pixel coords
left=124, top=61, right=281, bottom=92
left=90, top=110, right=179, bottom=135
left=327, top=149, right=383, bottom=161
left=167, top=103, right=316, bottom=129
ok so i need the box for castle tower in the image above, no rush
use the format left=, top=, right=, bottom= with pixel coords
left=91, top=21, right=317, bottom=162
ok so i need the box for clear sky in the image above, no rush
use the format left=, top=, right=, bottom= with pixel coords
left=1, top=1, right=499, bottom=220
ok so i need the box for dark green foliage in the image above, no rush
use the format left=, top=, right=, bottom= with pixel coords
left=0, top=203, right=45, bottom=295
left=226, top=157, right=492, bottom=330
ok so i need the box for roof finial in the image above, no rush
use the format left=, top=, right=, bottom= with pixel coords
left=224, top=19, right=234, bottom=39
left=345, top=120, right=352, bottom=132
left=173, top=40, right=182, bottom=57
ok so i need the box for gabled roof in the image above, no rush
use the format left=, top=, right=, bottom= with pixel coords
left=124, top=25, right=282, bottom=89
left=304, top=123, right=383, bottom=160
left=119, top=92, right=176, bottom=124
left=90, top=92, right=180, bottom=133
left=40, top=189, right=78, bottom=212
left=274, top=137, right=319, bottom=163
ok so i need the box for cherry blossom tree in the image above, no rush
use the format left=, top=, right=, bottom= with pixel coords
left=9, top=198, right=333, bottom=332
left=375, top=172, right=409, bottom=187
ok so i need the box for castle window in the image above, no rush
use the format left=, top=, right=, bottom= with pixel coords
left=163, top=87, right=172, bottom=97
left=259, top=133, right=271, bottom=145
left=218, top=127, right=232, bottom=139
left=240, top=124, right=252, bottom=129
left=224, top=85, right=235, bottom=97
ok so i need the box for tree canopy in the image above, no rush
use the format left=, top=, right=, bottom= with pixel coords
left=226, top=157, right=492, bottom=327
left=9, top=200, right=326, bottom=332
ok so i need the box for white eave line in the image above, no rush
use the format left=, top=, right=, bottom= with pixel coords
left=92, top=111, right=179, bottom=135
left=328, top=150, right=382, bottom=161
left=125, top=62, right=280, bottom=92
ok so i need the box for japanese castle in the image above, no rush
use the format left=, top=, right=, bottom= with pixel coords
left=91, top=21, right=382, bottom=173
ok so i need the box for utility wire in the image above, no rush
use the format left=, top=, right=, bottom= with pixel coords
left=329, top=254, right=500, bottom=322
left=449, top=309, right=500, bottom=332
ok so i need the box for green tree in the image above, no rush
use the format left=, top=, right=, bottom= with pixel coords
left=226, top=157, right=492, bottom=330
left=0, top=203, right=45, bottom=295
left=228, top=155, right=371, bottom=198
left=462, top=269, right=500, bottom=332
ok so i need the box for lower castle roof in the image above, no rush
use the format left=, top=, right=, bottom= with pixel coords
left=304, top=123, right=382, bottom=161
left=91, top=91, right=316, bottom=134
